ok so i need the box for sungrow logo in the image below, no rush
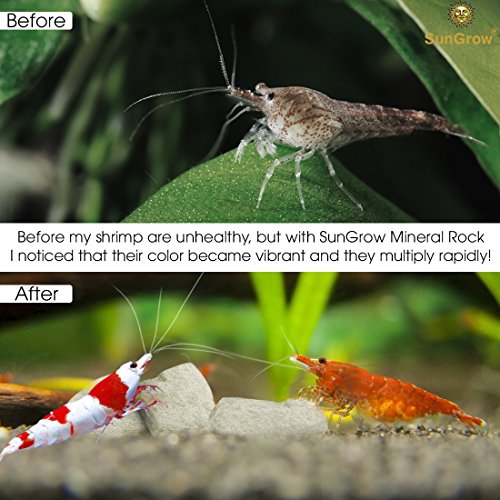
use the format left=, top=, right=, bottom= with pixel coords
left=424, top=2, right=496, bottom=46
left=425, top=31, right=494, bottom=45
left=448, top=2, right=475, bottom=29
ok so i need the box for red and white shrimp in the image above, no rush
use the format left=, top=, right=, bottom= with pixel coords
left=291, top=354, right=485, bottom=428
left=0, top=353, right=158, bottom=462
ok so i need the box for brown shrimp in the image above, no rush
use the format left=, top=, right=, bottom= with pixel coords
left=291, top=354, right=485, bottom=428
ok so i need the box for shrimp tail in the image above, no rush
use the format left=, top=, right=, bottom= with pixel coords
left=452, top=411, right=486, bottom=428
left=408, top=111, right=485, bottom=145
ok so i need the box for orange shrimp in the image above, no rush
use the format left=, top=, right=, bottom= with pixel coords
left=0, top=373, right=13, bottom=384
left=198, top=362, right=216, bottom=380
left=291, top=354, right=485, bottom=428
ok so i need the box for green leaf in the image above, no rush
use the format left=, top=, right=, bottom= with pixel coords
left=125, top=146, right=412, bottom=223
left=250, top=273, right=288, bottom=399
left=251, top=272, right=338, bottom=400
left=399, top=0, right=500, bottom=127
left=461, top=309, right=500, bottom=342
left=0, top=0, right=76, bottom=106
left=477, top=272, right=500, bottom=306
left=345, top=0, right=500, bottom=188
left=283, top=272, right=338, bottom=397
left=250, top=273, right=287, bottom=364
left=287, top=273, right=338, bottom=356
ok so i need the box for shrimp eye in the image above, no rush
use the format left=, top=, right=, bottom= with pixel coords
left=267, top=92, right=275, bottom=101
left=130, top=362, right=138, bottom=369
left=255, top=82, right=268, bottom=95
left=318, top=357, right=326, bottom=364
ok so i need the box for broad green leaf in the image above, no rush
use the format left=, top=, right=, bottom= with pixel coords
left=345, top=0, right=500, bottom=188
left=0, top=0, right=76, bottom=106
left=125, top=146, right=412, bottom=223
left=399, top=0, right=500, bottom=127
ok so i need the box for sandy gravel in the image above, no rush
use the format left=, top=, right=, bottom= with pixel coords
left=0, top=426, right=498, bottom=499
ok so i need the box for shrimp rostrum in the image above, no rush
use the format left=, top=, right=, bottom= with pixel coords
left=291, top=354, right=485, bottom=428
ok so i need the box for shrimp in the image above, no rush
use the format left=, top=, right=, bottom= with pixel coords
left=0, top=353, right=158, bottom=462
left=128, top=2, right=484, bottom=211
left=291, top=354, right=485, bottom=428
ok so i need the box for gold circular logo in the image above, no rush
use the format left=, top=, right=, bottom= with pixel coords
left=448, top=2, right=474, bottom=28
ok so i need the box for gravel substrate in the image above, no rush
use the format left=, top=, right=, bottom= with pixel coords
left=0, top=427, right=498, bottom=499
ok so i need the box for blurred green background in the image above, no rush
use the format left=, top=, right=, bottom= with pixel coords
left=0, top=0, right=498, bottom=222
left=0, top=272, right=499, bottom=424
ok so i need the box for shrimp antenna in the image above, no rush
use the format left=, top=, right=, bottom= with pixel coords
left=151, top=273, right=205, bottom=353
left=280, top=325, right=298, bottom=355
left=202, top=103, right=251, bottom=161
left=111, top=284, right=147, bottom=355
left=154, top=342, right=235, bottom=359
left=204, top=0, right=230, bottom=88
left=247, top=355, right=292, bottom=385
left=149, top=287, right=163, bottom=353
left=129, top=88, right=226, bottom=141
left=124, top=86, right=226, bottom=112
left=127, top=2, right=235, bottom=141
left=154, top=342, right=299, bottom=371
left=230, top=24, right=237, bottom=88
